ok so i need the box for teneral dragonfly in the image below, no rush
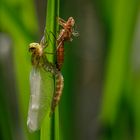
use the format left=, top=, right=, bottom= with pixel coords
left=27, top=35, right=59, bottom=132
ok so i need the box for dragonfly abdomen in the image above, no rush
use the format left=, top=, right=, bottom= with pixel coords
left=51, top=72, right=64, bottom=113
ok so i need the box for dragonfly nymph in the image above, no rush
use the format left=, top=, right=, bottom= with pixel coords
left=56, top=17, right=79, bottom=71
left=50, top=17, right=78, bottom=113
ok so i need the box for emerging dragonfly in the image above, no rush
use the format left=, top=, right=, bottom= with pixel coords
left=27, top=35, right=62, bottom=132
left=50, top=17, right=78, bottom=112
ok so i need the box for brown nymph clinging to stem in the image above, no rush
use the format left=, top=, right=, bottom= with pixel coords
left=56, top=17, right=79, bottom=71
left=50, top=17, right=79, bottom=113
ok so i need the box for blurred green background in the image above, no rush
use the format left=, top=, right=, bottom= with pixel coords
left=0, top=0, right=140, bottom=140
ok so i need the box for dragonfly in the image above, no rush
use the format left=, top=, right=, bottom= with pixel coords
left=27, top=35, right=61, bottom=132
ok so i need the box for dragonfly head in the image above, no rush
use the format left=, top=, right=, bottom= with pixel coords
left=29, top=43, right=40, bottom=52
left=29, top=43, right=44, bottom=66
left=67, top=17, right=79, bottom=38
left=29, top=43, right=43, bottom=57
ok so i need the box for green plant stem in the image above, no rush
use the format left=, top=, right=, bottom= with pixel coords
left=40, top=0, right=59, bottom=140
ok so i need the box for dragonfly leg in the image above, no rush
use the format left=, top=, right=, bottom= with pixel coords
left=58, top=17, right=66, bottom=28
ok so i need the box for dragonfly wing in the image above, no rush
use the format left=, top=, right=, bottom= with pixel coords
left=27, top=67, right=54, bottom=132
left=40, top=35, right=46, bottom=49
left=27, top=68, right=42, bottom=132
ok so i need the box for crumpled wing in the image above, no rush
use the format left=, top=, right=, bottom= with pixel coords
left=27, top=67, right=54, bottom=132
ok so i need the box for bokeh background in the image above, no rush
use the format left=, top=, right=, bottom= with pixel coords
left=0, top=0, right=140, bottom=140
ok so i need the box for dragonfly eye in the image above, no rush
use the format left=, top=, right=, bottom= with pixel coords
left=29, top=43, right=40, bottom=52
left=29, top=47, right=36, bottom=52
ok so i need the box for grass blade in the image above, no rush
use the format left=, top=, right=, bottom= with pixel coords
left=40, top=0, right=60, bottom=140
